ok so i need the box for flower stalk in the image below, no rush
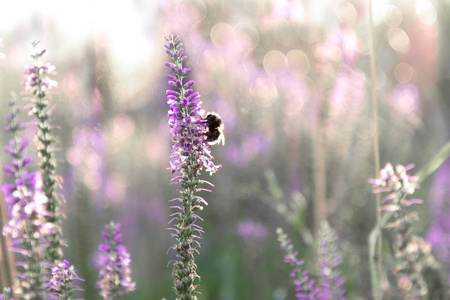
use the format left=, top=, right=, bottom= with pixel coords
left=24, top=42, right=63, bottom=264
left=2, top=98, right=52, bottom=299
left=317, top=221, right=347, bottom=300
left=96, top=222, right=135, bottom=299
left=370, top=163, right=431, bottom=298
left=277, top=228, right=319, bottom=299
left=164, top=34, right=221, bottom=299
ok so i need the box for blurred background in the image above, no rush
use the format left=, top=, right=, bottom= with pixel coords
left=0, top=0, right=449, bottom=299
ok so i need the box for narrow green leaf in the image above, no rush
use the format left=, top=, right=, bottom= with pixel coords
left=416, top=141, right=450, bottom=184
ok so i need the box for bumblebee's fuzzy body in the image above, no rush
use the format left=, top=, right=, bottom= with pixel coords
left=204, top=112, right=225, bottom=145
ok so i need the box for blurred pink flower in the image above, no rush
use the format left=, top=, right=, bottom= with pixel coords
left=237, top=220, right=268, bottom=239
left=224, top=132, right=272, bottom=166
left=388, top=83, right=422, bottom=126
left=426, top=160, right=450, bottom=274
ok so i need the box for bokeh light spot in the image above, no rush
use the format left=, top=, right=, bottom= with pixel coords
left=315, top=43, right=342, bottom=64
left=105, top=175, right=126, bottom=203
left=110, top=114, right=135, bottom=142
left=415, top=0, right=437, bottom=25
left=145, top=130, right=167, bottom=165
left=234, top=22, right=260, bottom=50
left=210, top=22, right=234, bottom=47
left=252, top=77, right=278, bottom=108
left=395, top=63, right=414, bottom=84
left=382, top=5, right=403, bottom=28
left=389, top=84, right=420, bottom=117
left=335, top=1, right=357, bottom=25
left=263, top=50, right=287, bottom=76
left=388, top=28, right=410, bottom=53
left=372, top=0, right=390, bottom=24
left=84, top=172, right=102, bottom=191
left=356, top=118, right=375, bottom=140
left=286, top=50, right=310, bottom=75
left=84, top=153, right=102, bottom=191
left=186, top=0, right=207, bottom=21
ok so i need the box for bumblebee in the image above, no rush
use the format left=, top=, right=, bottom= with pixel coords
left=203, top=112, right=225, bottom=146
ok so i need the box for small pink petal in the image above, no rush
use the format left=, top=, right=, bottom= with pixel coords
left=380, top=204, right=399, bottom=211
left=382, top=194, right=397, bottom=204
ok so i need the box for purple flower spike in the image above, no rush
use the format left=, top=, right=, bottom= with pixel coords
left=426, top=160, right=450, bottom=281
left=317, top=221, right=347, bottom=300
left=23, top=43, right=63, bottom=265
left=277, top=228, right=319, bottom=299
left=164, top=34, right=223, bottom=299
left=2, top=97, right=52, bottom=299
left=96, top=222, right=135, bottom=299
left=23, top=59, right=57, bottom=93
left=45, top=259, right=84, bottom=299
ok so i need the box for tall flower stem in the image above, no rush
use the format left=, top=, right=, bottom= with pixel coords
left=24, top=43, right=62, bottom=264
left=164, top=35, right=221, bottom=299
left=368, top=0, right=382, bottom=298
left=2, top=98, right=51, bottom=299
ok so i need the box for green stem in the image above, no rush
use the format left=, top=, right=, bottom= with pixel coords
left=368, top=0, right=382, bottom=298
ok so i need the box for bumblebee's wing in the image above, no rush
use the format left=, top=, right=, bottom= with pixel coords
left=218, top=126, right=225, bottom=145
